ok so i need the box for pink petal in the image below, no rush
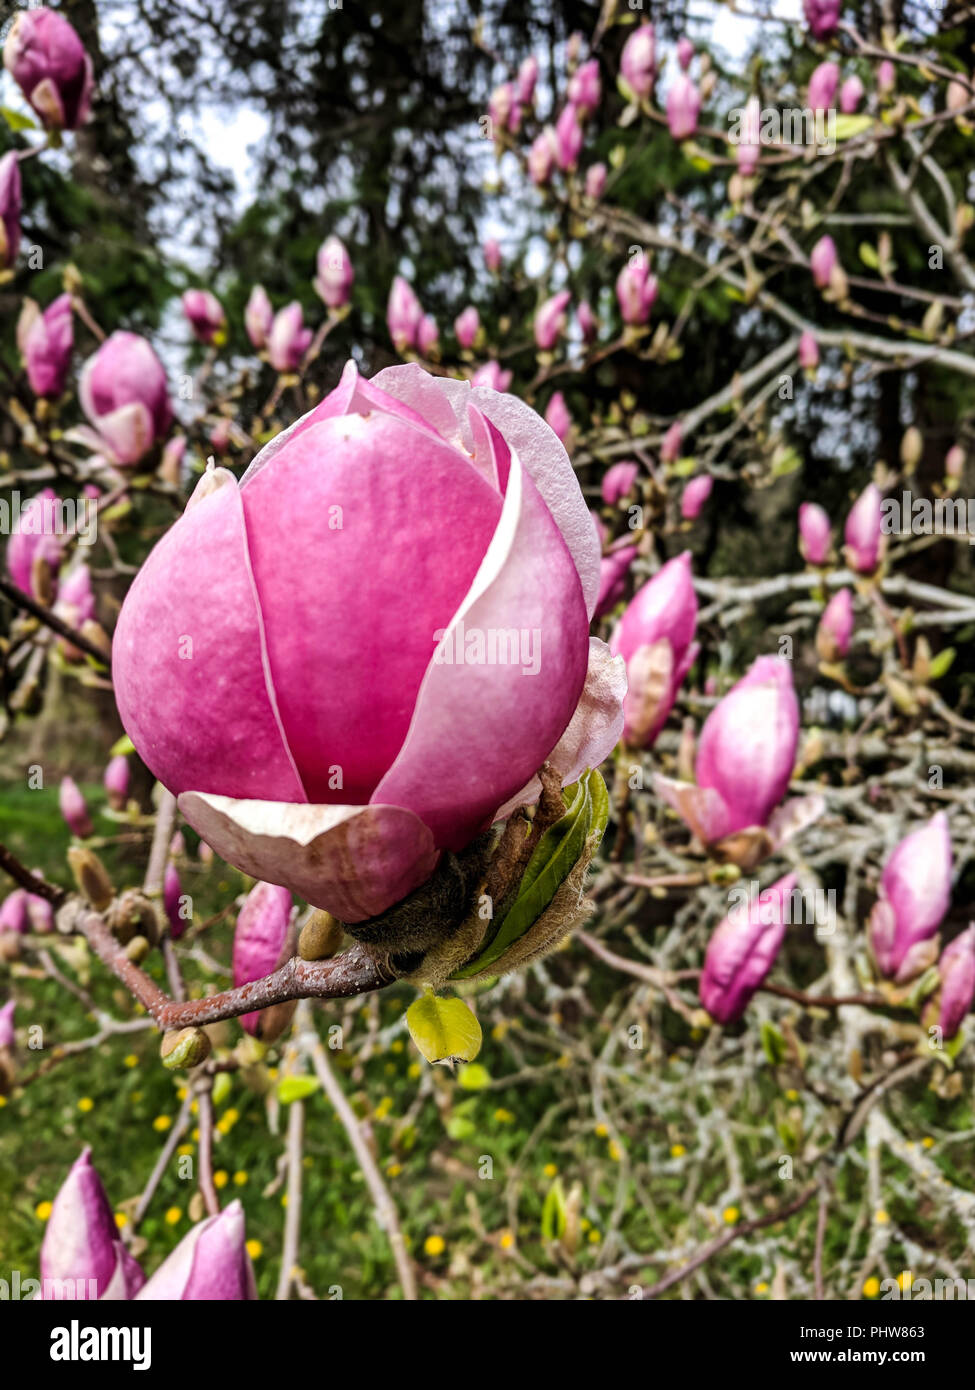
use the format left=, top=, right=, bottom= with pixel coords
left=176, top=793, right=440, bottom=923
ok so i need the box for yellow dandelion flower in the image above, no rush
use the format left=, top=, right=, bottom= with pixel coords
left=494, top=1108, right=514, bottom=1124
left=863, top=1276, right=880, bottom=1298
left=424, top=1235, right=446, bottom=1257
left=874, top=1209, right=889, bottom=1225
left=408, top=1062, right=422, bottom=1080
left=391, top=1040, right=404, bottom=1054
left=670, top=1144, right=686, bottom=1158
left=608, top=1141, right=622, bottom=1161
left=177, top=1143, right=194, bottom=1157
left=785, top=1089, right=799, bottom=1102
left=588, top=1229, right=602, bottom=1244
left=114, top=1212, right=128, bottom=1229
left=176, top=1086, right=188, bottom=1102
left=164, top=1207, right=182, bottom=1225
left=35, top=1201, right=53, bottom=1221
left=152, top=1115, right=172, bottom=1132
left=0, top=1095, right=7, bottom=1107
left=499, top=1230, right=515, bottom=1250
left=233, top=1171, right=248, bottom=1186
left=245, top=1239, right=263, bottom=1259
left=755, top=1281, right=769, bottom=1294
left=723, top=1206, right=740, bottom=1225
left=921, top=1136, right=935, bottom=1149
left=124, top=1054, right=139, bottom=1069
left=213, top=1170, right=229, bottom=1189
left=594, top=1123, right=609, bottom=1138
left=78, top=1097, right=94, bottom=1113
left=543, top=1163, right=558, bottom=1179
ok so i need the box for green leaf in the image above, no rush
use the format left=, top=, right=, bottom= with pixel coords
left=858, top=242, right=881, bottom=271
left=457, top=1062, right=491, bottom=1090
left=452, top=769, right=606, bottom=979
left=833, top=114, right=874, bottom=141
left=927, top=647, right=956, bottom=681
left=276, top=1075, right=320, bottom=1104
left=109, top=734, right=136, bottom=757
left=406, top=989, right=482, bottom=1064
left=1, top=106, right=36, bottom=132
left=760, top=1021, right=788, bottom=1067
left=541, top=1178, right=568, bottom=1241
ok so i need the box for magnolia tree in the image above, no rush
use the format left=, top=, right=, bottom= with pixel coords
left=1, top=2, right=974, bottom=1302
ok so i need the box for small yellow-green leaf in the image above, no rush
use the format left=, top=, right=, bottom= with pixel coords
left=406, top=990, right=482, bottom=1064
left=276, top=1075, right=320, bottom=1104
left=541, top=1178, right=568, bottom=1241
left=833, top=114, right=874, bottom=141
left=858, top=242, right=881, bottom=271
left=928, top=647, right=956, bottom=681
left=110, top=734, right=136, bottom=757
left=1, top=105, right=37, bottom=132
left=457, top=1062, right=491, bottom=1090
left=760, top=1021, right=788, bottom=1067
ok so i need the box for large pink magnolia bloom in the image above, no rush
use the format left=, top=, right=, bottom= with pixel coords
left=655, top=657, right=810, bottom=859
left=620, top=22, right=656, bottom=101
left=136, top=1202, right=256, bottom=1300
left=869, top=812, right=953, bottom=982
left=701, top=874, right=797, bottom=1023
left=3, top=6, right=94, bottom=132
left=18, top=293, right=73, bottom=398
left=41, top=1149, right=145, bottom=1299
left=0, top=151, right=21, bottom=271
left=113, top=362, right=624, bottom=923
left=610, top=551, right=698, bottom=748
left=77, top=332, right=172, bottom=466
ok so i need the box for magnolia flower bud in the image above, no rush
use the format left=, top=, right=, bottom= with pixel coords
left=3, top=7, right=94, bottom=132
left=160, top=1026, right=211, bottom=1070
left=6, top=489, right=63, bottom=601
left=483, top=238, right=502, bottom=273
left=0, top=891, right=28, bottom=934
left=18, top=293, right=73, bottom=398
left=41, top=1149, right=145, bottom=1299
left=601, top=460, right=639, bottom=506
left=314, top=234, right=354, bottom=309
left=584, top=162, right=607, bottom=200
left=159, top=435, right=187, bottom=487
left=877, top=60, right=896, bottom=96
left=660, top=421, right=683, bottom=464
left=54, top=562, right=96, bottom=662
left=79, top=333, right=172, bottom=467
left=534, top=289, right=571, bottom=350
left=810, top=234, right=838, bottom=289
left=666, top=74, right=701, bottom=140
left=701, top=874, right=797, bottom=1023
left=870, top=813, right=952, bottom=982
left=544, top=391, right=572, bottom=445
left=840, top=75, right=865, bottom=113
left=844, top=482, right=884, bottom=574
left=553, top=103, right=584, bottom=170
left=68, top=846, right=113, bottom=911
left=182, top=290, right=226, bottom=346
left=27, top=892, right=55, bottom=934
left=620, top=22, right=656, bottom=101
left=736, top=96, right=761, bottom=176
left=609, top=551, right=698, bottom=748
left=935, top=925, right=975, bottom=1040
left=568, top=58, right=601, bottom=117
left=900, top=425, right=923, bottom=472
left=0, top=151, right=21, bottom=271
left=798, top=501, right=831, bottom=565
left=267, top=302, right=313, bottom=373
left=470, top=359, right=512, bottom=391
left=417, top=314, right=439, bottom=358
left=454, top=306, right=480, bottom=350
left=808, top=61, right=839, bottom=113
left=60, top=776, right=93, bottom=839
left=594, top=545, right=638, bottom=620
left=677, top=38, right=694, bottom=71
left=681, top=474, right=713, bottom=520
left=135, top=1201, right=256, bottom=1300
left=233, top=881, right=295, bottom=1040
left=298, top=909, right=344, bottom=960
left=528, top=129, right=556, bottom=185
left=816, top=587, right=854, bottom=662
left=577, top=300, right=598, bottom=344
left=488, top=82, right=515, bottom=136
left=387, top=275, right=424, bottom=352
left=798, top=329, right=820, bottom=372
left=516, top=56, right=538, bottom=106
left=803, top=0, right=839, bottom=39
left=164, top=863, right=186, bottom=938
left=245, top=285, right=273, bottom=350
left=615, top=259, right=658, bottom=326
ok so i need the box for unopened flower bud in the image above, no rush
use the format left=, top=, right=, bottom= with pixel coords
left=900, top=425, right=923, bottom=473
left=60, top=776, right=93, bottom=838
left=68, top=846, right=113, bottom=911
left=160, top=1027, right=212, bottom=1071
left=125, top=934, right=151, bottom=963
left=298, top=910, right=344, bottom=960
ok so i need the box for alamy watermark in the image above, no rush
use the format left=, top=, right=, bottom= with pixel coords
left=433, top=621, right=542, bottom=676
left=728, top=106, right=836, bottom=155
left=0, top=491, right=98, bottom=546
left=881, top=491, right=975, bottom=543
left=728, top=880, right=836, bottom=934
